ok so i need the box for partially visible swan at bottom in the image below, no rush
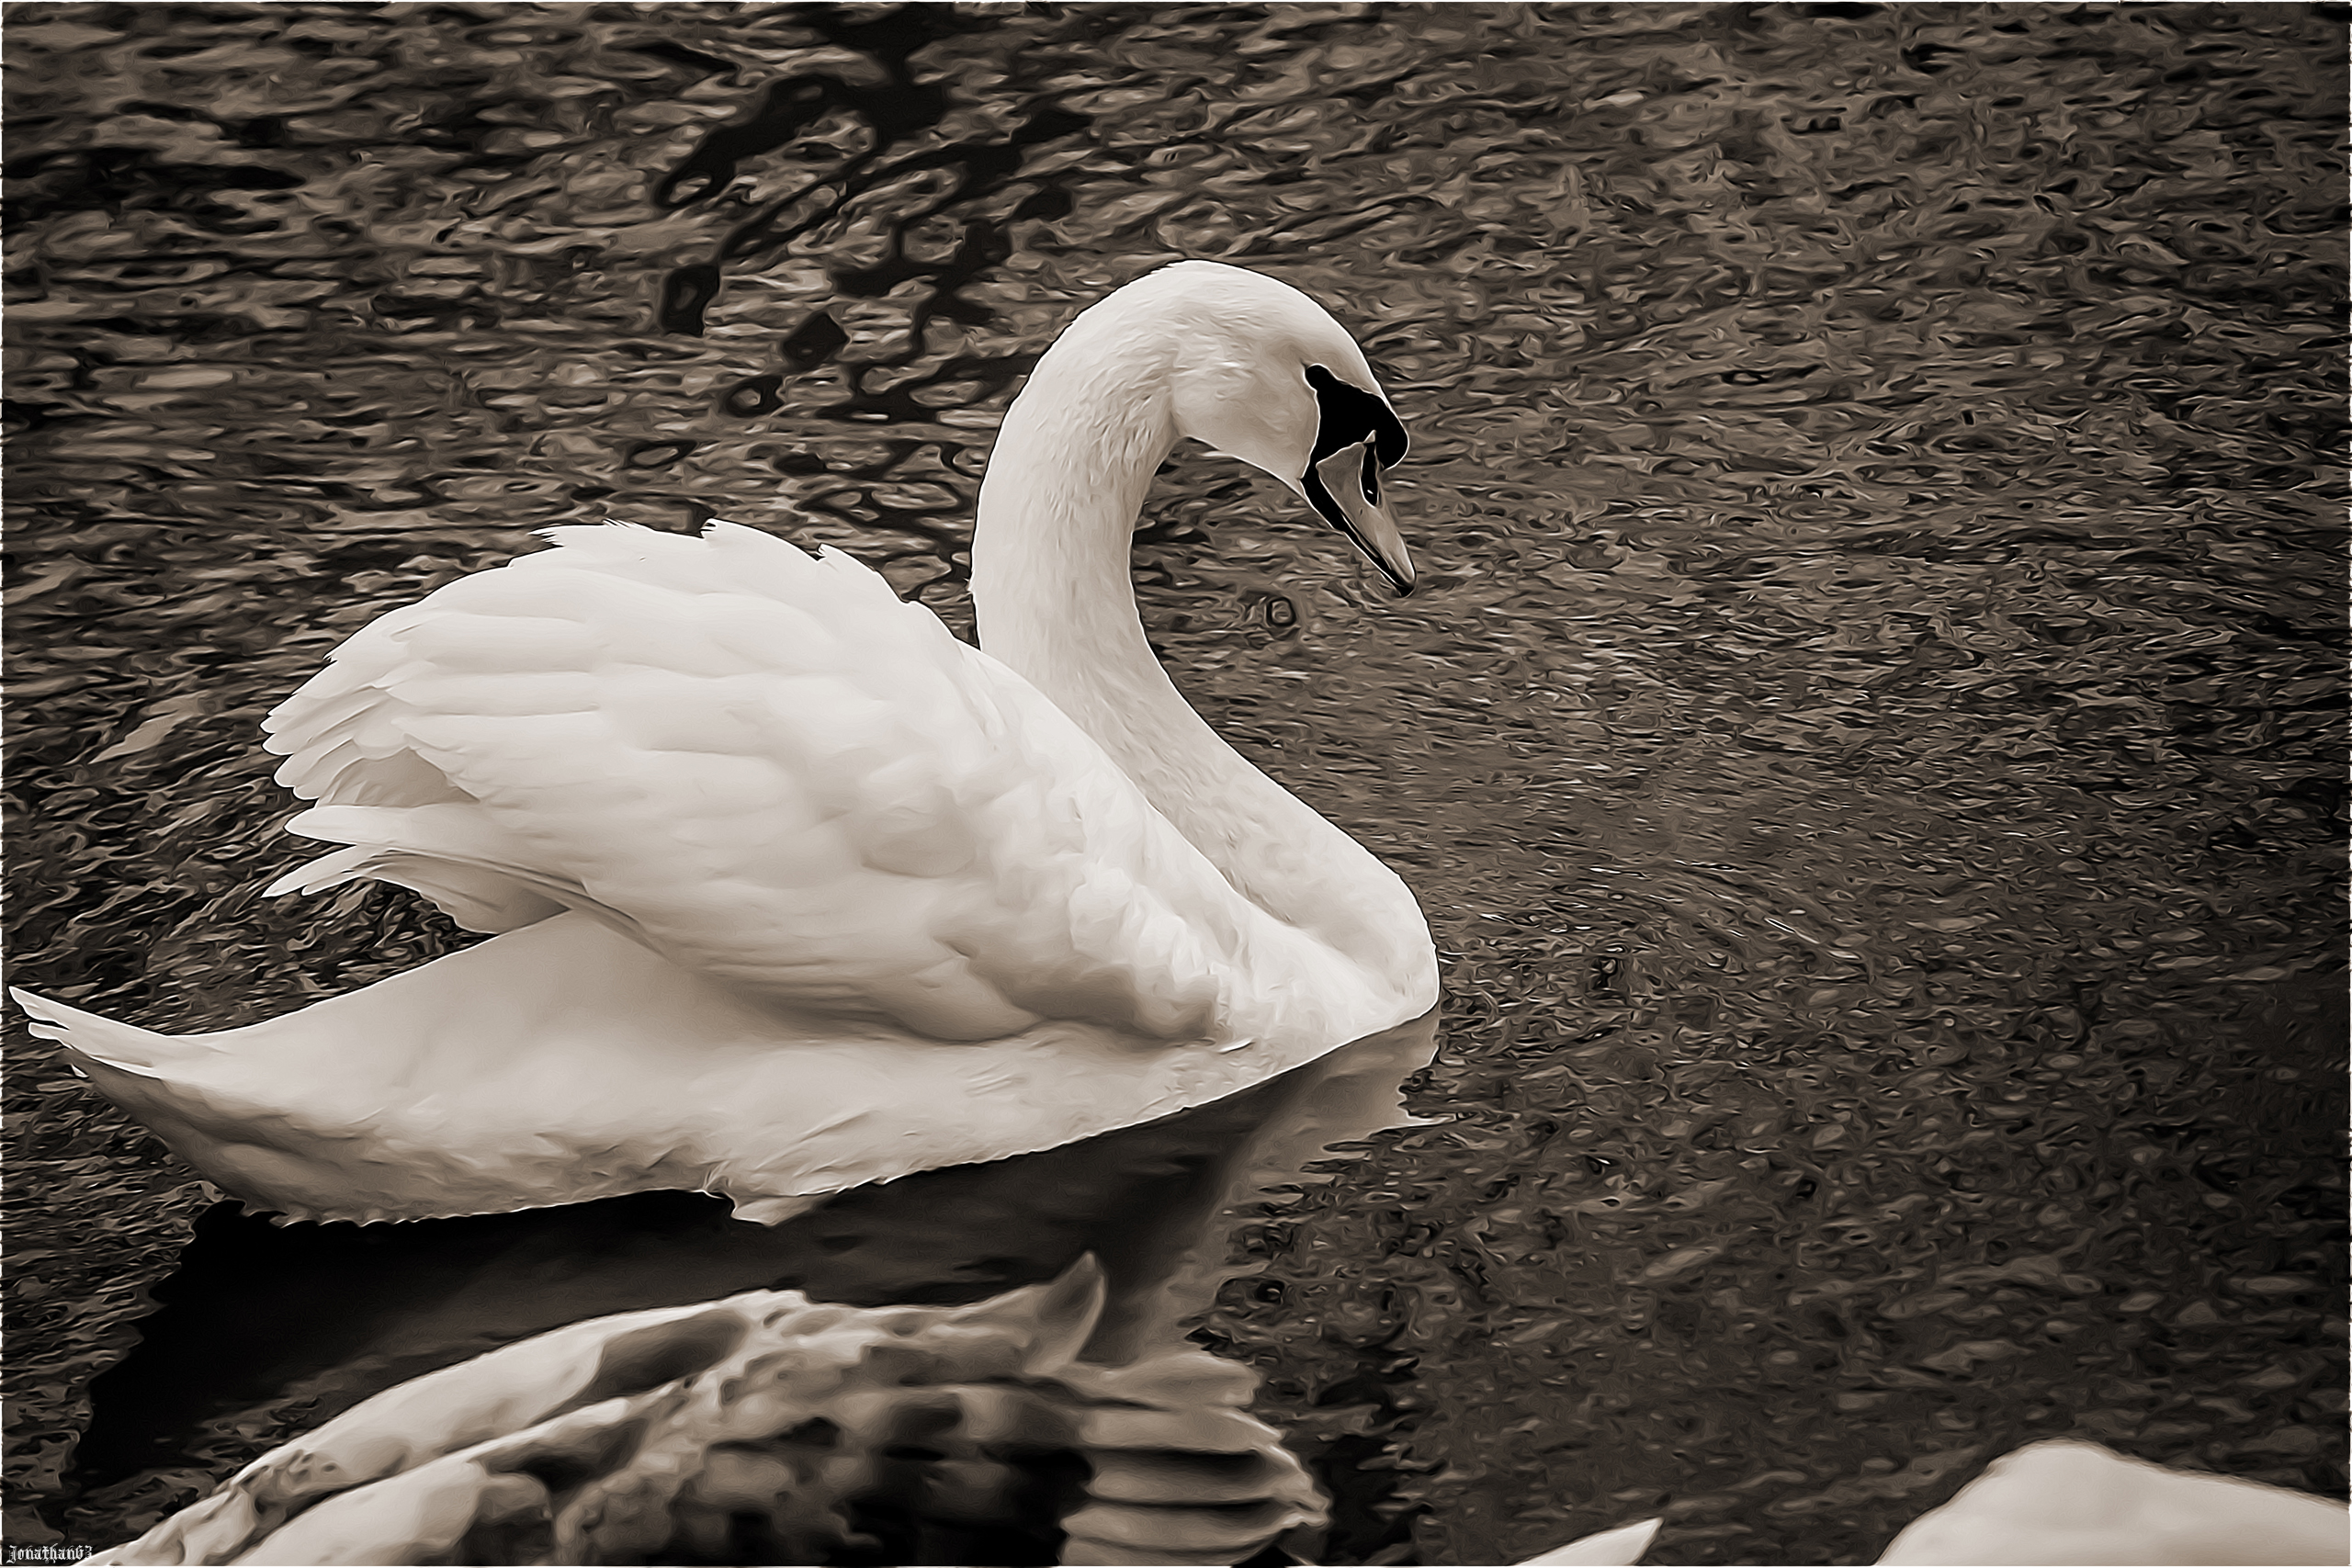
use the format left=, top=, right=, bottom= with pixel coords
left=1526, top=1443, right=2348, bottom=1567
left=15, top=261, right=1440, bottom=1225
left=86, top=1266, right=2349, bottom=1568
left=81, top=1259, right=1329, bottom=1568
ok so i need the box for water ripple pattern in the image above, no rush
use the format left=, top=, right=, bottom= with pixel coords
left=5, top=4, right=2343, bottom=1562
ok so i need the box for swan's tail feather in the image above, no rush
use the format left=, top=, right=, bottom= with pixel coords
left=11, top=987, right=210, bottom=1077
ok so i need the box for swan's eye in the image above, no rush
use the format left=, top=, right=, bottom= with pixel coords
left=1361, top=446, right=1380, bottom=506
left=1303, top=365, right=1408, bottom=473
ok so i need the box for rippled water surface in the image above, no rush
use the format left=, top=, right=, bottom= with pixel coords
left=6, top=4, right=2345, bottom=1562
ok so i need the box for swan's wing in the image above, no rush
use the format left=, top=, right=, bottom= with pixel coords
left=264, top=521, right=1326, bottom=1045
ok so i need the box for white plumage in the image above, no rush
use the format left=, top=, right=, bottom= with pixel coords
left=1872, top=1440, right=2349, bottom=1566
left=1522, top=1442, right=2349, bottom=1566
left=268, top=523, right=1354, bottom=1046
left=17, top=262, right=1439, bottom=1224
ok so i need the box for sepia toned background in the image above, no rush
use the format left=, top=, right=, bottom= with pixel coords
left=6, top=3, right=2344, bottom=1562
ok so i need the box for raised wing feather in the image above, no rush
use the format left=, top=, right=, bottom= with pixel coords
left=264, top=522, right=1325, bottom=1046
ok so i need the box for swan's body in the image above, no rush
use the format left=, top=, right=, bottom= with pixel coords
left=17, top=263, right=1438, bottom=1224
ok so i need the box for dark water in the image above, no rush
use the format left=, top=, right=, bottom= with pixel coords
left=6, top=3, right=2344, bottom=1562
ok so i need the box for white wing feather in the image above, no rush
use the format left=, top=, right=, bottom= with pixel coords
left=262, top=521, right=1334, bottom=1046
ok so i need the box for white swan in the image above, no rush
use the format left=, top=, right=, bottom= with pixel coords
left=1525, top=1441, right=2349, bottom=1566
left=16, top=262, right=1439, bottom=1225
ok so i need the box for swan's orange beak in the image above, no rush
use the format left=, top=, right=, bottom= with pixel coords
left=1305, top=443, right=1414, bottom=595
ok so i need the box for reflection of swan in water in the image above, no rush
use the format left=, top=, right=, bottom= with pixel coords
left=16, top=260, right=1437, bottom=1226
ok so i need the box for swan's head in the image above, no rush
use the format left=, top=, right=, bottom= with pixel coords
left=1114, top=263, right=1416, bottom=593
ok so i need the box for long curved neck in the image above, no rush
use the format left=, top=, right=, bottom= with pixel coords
left=969, top=326, right=1427, bottom=985
left=970, top=335, right=1180, bottom=733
